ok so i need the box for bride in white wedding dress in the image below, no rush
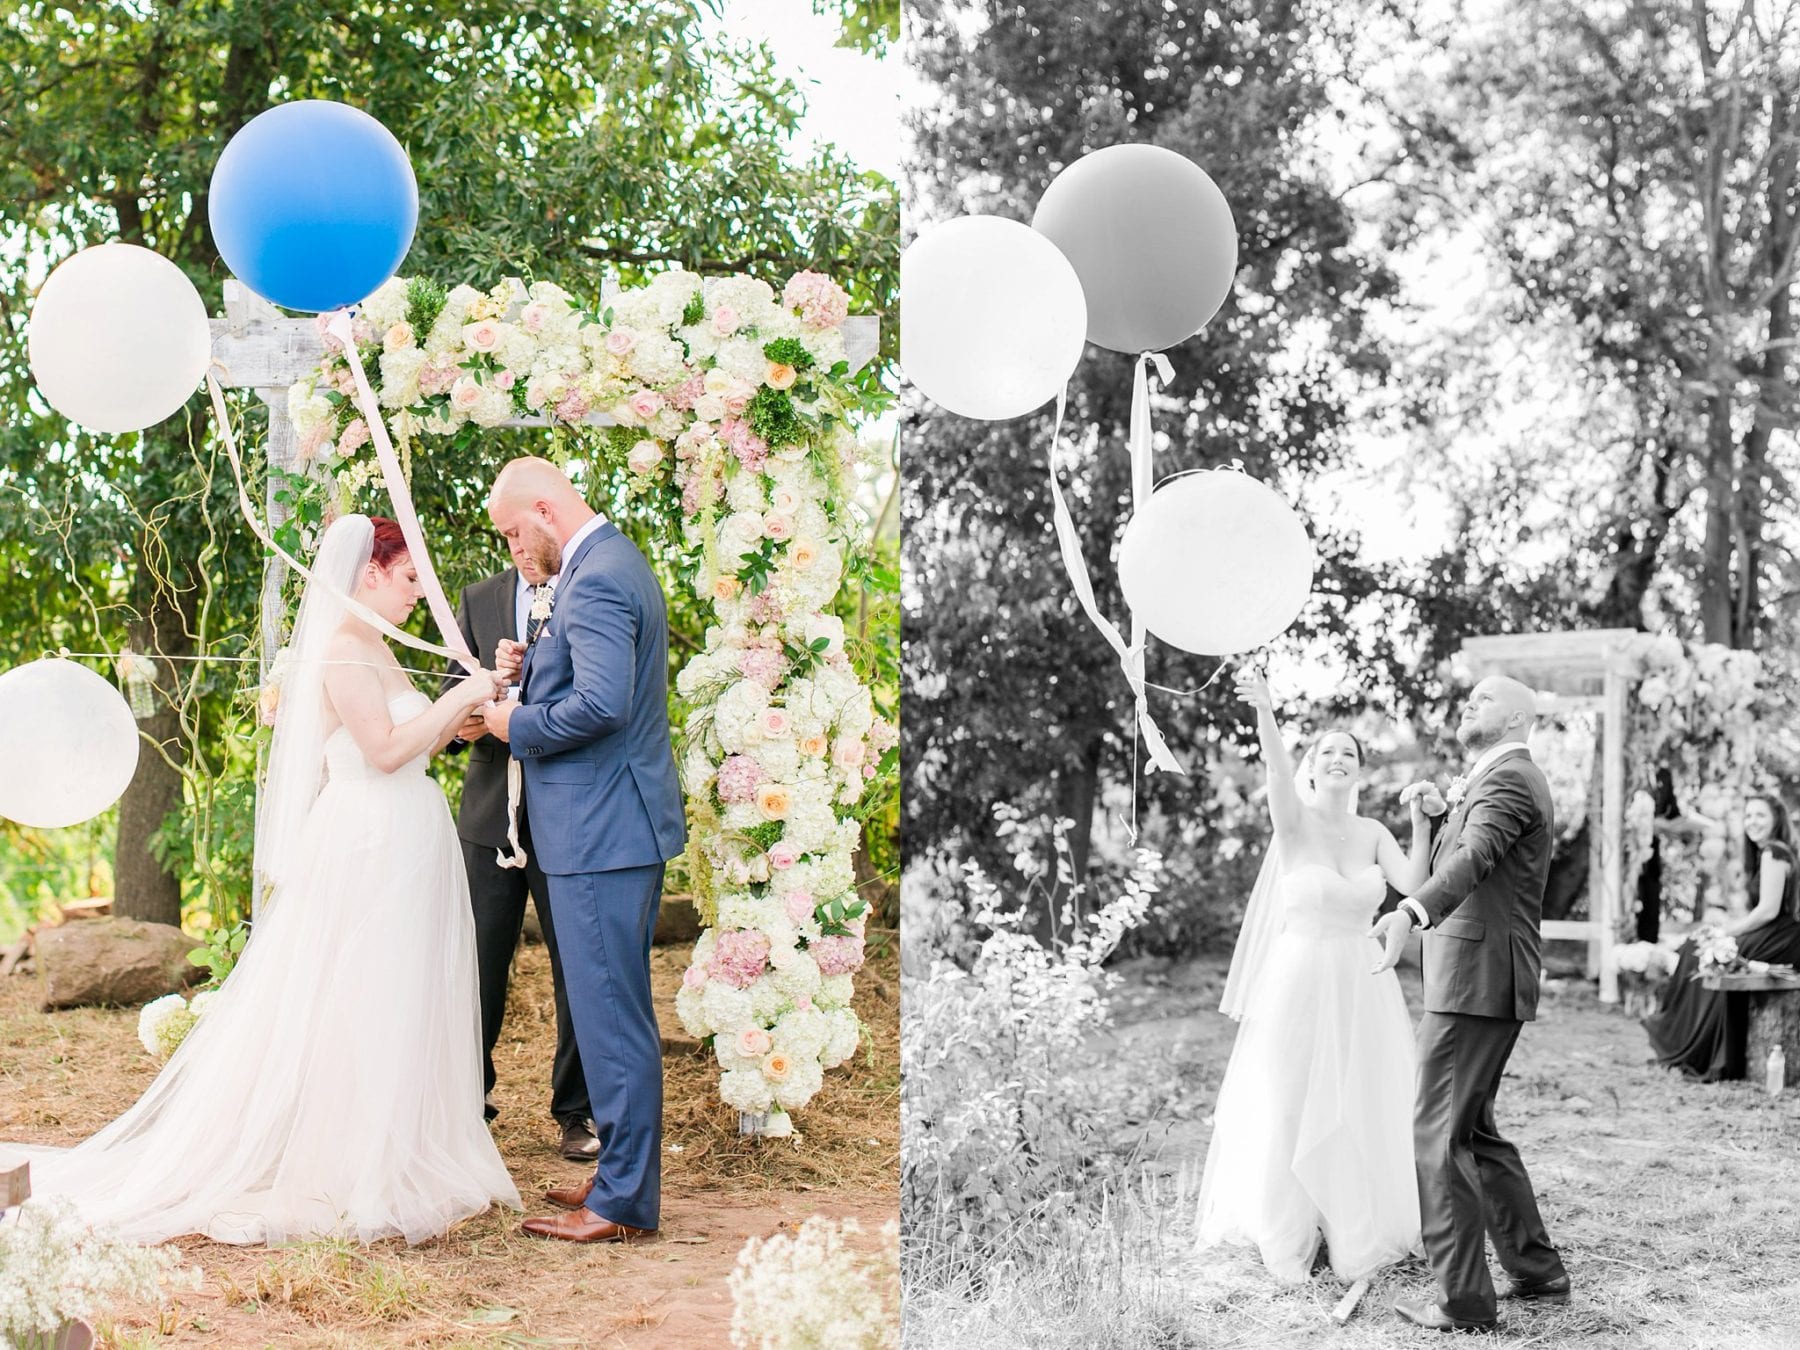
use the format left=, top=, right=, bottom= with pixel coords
left=4, top=514, right=522, bottom=1245
left=1195, top=667, right=1427, bottom=1284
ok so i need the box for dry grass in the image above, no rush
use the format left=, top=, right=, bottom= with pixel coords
left=906, top=952, right=1800, bottom=1349
left=1, top=931, right=898, bottom=1348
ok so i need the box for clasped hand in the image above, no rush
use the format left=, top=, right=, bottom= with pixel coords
left=1367, top=909, right=1414, bottom=975
left=1399, top=780, right=1448, bottom=818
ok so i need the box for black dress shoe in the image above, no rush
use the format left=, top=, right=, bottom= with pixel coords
left=1393, top=1299, right=1497, bottom=1333
left=1498, top=1273, right=1571, bottom=1304
left=483, top=1098, right=498, bottom=1122
left=558, top=1117, right=599, bottom=1161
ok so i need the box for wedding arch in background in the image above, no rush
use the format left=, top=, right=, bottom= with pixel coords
left=208, top=267, right=890, bottom=1134
left=1456, top=629, right=1763, bottom=1003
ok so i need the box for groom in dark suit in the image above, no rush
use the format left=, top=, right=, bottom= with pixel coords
left=1371, top=676, right=1570, bottom=1331
left=480, top=457, right=687, bottom=1244
left=445, top=566, right=596, bottom=1163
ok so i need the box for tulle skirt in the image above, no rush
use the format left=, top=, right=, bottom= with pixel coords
left=4, top=770, right=521, bottom=1245
left=1196, top=927, right=1422, bottom=1282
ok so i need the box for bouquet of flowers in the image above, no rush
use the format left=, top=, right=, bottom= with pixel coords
left=1692, top=927, right=1741, bottom=977
left=136, top=990, right=218, bottom=1063
left=1609, top=940, right=1679, bottom=1017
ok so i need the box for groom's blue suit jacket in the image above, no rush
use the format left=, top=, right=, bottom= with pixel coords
left=510, top=521, right=688, bottom=876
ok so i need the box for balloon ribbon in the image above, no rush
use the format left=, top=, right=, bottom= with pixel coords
left=1044, top=348, right=1185, bottom=776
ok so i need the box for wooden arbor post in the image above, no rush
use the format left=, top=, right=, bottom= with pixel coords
left=206, top=279, right=881, bottom=915
left=1458, top=630, right=1640, bottom=1004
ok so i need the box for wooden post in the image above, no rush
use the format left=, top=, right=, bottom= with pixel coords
left=1598, top=656, right=1626, bottom=1003
left=2, top=1160, right=28, bottom=1209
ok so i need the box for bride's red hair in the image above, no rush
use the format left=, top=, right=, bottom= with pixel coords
left=368, top=516, right=410, bottom=571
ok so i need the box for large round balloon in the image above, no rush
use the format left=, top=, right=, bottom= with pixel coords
left=209, top=101, right=418, bottom=312
left=0, top=659, right=140, bottom=829
left=1033, top=144, right=1237, bottom=354
left=28, top=244, right=212, bottom=434
left=900, top=215, right=1088, bottom=420
left=1117, top=471, right=1314, bottom=656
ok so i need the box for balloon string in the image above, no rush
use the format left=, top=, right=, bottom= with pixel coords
left=41, top=650, right=486, bottom=681
left=1141, top=661, right=1232, bottom=698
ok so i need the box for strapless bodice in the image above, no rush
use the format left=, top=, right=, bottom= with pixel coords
left=324, top=691, right=433, bottom=782
left=1279, top=864, right=1386, bottom=938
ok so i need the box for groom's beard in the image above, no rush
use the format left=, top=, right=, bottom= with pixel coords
left=521, top=523, right=562, bottom=580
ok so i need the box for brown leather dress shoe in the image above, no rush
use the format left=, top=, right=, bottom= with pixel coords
left=544, top=1178, right=593, bottom=1211
left=521, top=1208, right=656, bottom=1244
left=558, top=1117, right=599, bottom=1162
left=1393, top=1299, right=1497, bottom=1333
left=1498, top=1273, right=1571, bottom=1304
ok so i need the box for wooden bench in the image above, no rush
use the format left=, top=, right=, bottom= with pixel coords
left=1700, top=972, right=1800, bottom=1086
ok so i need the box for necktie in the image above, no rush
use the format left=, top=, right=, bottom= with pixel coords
left=525, top=583, right=553, bottom=645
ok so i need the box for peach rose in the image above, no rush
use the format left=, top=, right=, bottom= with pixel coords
left=756, top=783, right=792, bottom=821
left=763, top=512, right=794, bottom=542
left=766, top=362, right=797, bottom=390
left=761, top=1050, right=792, bottom=1081
left=712, top=575, right=742, bottom=602
left=383, top=321, right=415, bottom=353
left=791, top=538, right=818, bottom=571
left=800, top=734, right=828, bottom=758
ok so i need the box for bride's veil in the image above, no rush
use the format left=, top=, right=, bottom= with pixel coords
left=1218, top=747, right=1361, bottom=1021
left=254, top=514, right=375, bottom=909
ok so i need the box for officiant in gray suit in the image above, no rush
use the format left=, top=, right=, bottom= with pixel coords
left=446, top=563, right=596, bottom=1163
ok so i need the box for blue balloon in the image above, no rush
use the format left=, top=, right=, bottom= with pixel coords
left=209, top=101, right=418, bottom=313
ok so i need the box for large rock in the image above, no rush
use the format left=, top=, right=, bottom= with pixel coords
left=36, top=918, right=202, bottom=1011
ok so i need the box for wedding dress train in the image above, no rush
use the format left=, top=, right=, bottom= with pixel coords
left=6, top=690, right=521, bottom=1244
left=1196, top=863, right=1421, bottom=1282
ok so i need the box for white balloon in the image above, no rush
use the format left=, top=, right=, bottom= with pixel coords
left=29, top=243, right=213, bottom=434
left=0, top=659, right=141, bottom=829
left=900, top=215, right=1088, bottom=420
left=1117, top=472, right=1315, bottom=656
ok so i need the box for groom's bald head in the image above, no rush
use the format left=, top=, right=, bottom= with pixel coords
left=488, top=457, right=595, bottom=581
left=1456, top=675, right=1538, bottom=753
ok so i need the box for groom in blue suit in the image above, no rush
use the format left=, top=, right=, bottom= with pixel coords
left=480, top=457, right=687, bottom=1242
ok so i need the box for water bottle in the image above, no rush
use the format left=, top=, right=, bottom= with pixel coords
left=1768, top=1044, right=1786, bottom=1096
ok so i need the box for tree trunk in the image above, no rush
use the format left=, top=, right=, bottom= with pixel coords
left=112, top=434, right=202, bottom=927
left=1697, top=382, right=1738, bottom=645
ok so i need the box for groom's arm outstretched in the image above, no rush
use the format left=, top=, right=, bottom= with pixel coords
left=1369, top=770, right=1537, bottom=972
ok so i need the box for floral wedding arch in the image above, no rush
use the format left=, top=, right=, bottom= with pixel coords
left=244, top=268, right=893, bottom=1132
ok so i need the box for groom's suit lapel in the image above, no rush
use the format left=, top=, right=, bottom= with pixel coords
left=520, top=523, right=620, bottom=696
left=1430, top=747, right=1528, bottom=869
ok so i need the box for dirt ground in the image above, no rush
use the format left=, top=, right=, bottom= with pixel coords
left=1, top=934, right=899, bottom=1348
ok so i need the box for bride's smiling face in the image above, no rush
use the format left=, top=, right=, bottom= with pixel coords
left=1311, top=732, right=1363, bottom=792
left=360, top=554, right=426, bottom=624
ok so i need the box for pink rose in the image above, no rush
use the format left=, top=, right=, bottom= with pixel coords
left=627, top=440, right=664, bottom=475
left=834, top=738, right=867, bottom=768
left=770, top=485, right=800, bottom=514
left=518, top=302, right=550, bottom=334
left=450, top=378, right=483, bottom=412
left=785, top=891, right=815, bottom=925
left=769, top=842, right=799, bottom=870
left=495, top=369, right=517, bottom=390
left=682, top=964, right=707, bottom=990
left=711, top=304, right=741, bottom=336
left=463, top=319, right=504, bottom=353
left=629, top=390, right=665, bottom=420
left=737, top=1027, right=773, bottom=1057
left=759, top=708, right=792, bottom=739
left=605, top=328, right=637, bottom=356
left=763, top=512, right=794, bottom=542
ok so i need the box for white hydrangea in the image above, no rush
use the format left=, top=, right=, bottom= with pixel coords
left=377, top=347, right=427, bottom=408
left=772, top=1058, right=824, bottom=1111
left=769, top=946, right=823, bottom=1003
left=700, top=981, right=755, bottom=1032
left=727, top=472, right=768, bottom=514
left=360, top=277, right=411, bottom=334
left=629, top=332, right=692, bottom=387
left=821, top=1008, right=861, bottom=1067
left=720, top=1067, right=775, bottom=1114
left=704, top=275, right=777, bottom=318
left=715, top=338, right=772, bottom=386
left=817, top=973, right=856, bottom=1010
left=287, top=378, right=333, bottom=438
left=136, top=993, right=188, bottom=1056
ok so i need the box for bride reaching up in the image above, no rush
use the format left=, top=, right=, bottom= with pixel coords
left=1195, top=666, right=1426, bottom=1284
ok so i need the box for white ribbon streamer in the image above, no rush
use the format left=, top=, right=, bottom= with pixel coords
left=1044, top=352, right=1186, bottom=776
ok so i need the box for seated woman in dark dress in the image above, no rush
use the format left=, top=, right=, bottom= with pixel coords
left=1645, top=793, right=1800, bottom=1081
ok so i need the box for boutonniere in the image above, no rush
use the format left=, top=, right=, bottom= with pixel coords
left=1446, top=776, right=1470, bottom=808
left=529, top=582, right=556, bottom=625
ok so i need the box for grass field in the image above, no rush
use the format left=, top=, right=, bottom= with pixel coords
left=906, top=950, right=1800, bottom=1350
left=2, top=932, right=899, bottom=1348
